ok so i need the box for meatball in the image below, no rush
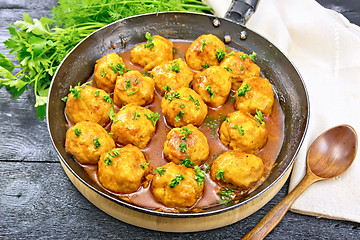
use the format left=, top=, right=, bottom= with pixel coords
left=113, top=70, right=155, bottom=107
left=130, top=33, right=173, bottom=71
left=94, top=53, right=127, bottom=93
left=151, top=58, right=194, bottom=96
left=220, top=51, right=260, bottom=90
left=192, top=66, right=231, bottom=108
left=219, top=110, right=268, bottom=153
left=151, top=162, right=204, bottom=208
left=110, top=103, right=158, bottom=149
left=161, top=87, right=207, bottom=127
left=65, top=121, right=115, bottom=165
left=65, top=85, right=112, bottom=126
left=235, top=77, right=274, bottom=116
left=97, top=144, right=149, bottom=193
left=163, top=124, right=209, bottom=166
left=185, top=34, right=226, bottom=71
left=210, top=150, right=264, bottom=188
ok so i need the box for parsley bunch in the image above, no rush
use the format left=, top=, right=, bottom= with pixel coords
left=0, top=0, right=212, bottom=120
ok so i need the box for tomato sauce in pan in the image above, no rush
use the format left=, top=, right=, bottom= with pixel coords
left=69, top=41, right=284, bottom=212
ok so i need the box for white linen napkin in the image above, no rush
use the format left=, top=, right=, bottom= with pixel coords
left=204, top=0, right=360, bottom=223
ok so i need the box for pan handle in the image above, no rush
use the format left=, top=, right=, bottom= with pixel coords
left=224, top=0, right=259, bottom=25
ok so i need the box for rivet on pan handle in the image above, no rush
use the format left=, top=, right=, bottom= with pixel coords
left=225, top=0, right=259, bottom=25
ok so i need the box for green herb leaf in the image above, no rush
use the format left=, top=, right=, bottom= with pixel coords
left=200, top=39, right=209, bottom=52
left=69, top=85, right=81, bottom=99
left=61, top=96, right=68, bottom=102
left=179, top=142, right=187, bottom=153
left=132, top=111, right=140, bottom=120
left=180, top=127, right=192, bottom=141
left=140, top=162, right=149, bottom=169
left=101, top=68, right=106, bottom=77
left=95, top=90, right=100, bottom=97
left=170, top=174, right=185, bottom=188
left=189, top=95, right=200, bottom=106
left=163, top=85, right=171, bottom=92
left=145, top=112, right=160, bottom=126
left=175, top=110, right=184, bottom=122
left=93, top=137, right=101, bottom=148
left=254, top=109, right=266, bottom=126
left=109, top=107, right=118, bottom=123
left=168, top=91, right=181, bottom=102
left=202, top=64, right=209, bottom=69
left=194, top=165, right=205, bottom=186
left=232, top=124, right=244, bottom=135
left=217, top=169, right=226, bottom=182
left=103, top=95, right=113, bottom=105
left=154, top=166, right=165, bottom=176
left=216, top=48, right=226, bottom=61
left=180, top=156, right=194, bottom=168
left=167, top=60, right=180, bottom=73
left=127, top=88, right=138, bottom=95
left=74, top=128, right=82, bottom=137
left=124, top=78, right=132, bottom=91
left=237, top=83, right=252, bottom=97
left=219, top=188, right=234, bottom=203
left=143, top=32, right=155, bottom=49
left=206, top=85, right=215, bottom=99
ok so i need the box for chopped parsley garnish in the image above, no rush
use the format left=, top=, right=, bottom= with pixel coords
left=237, top=83, right=252, bottom=97
left=240, top=65, right=244, bottom=71
left=225, top=117, right=231, bottom=122
left=204, top=162, right=211, bottom=172
left=132, top=111, right=140, bottom=120
left=154, top=166, right=166, bottom=176
left=216, top=48, right=226, bottom=61
left=127, top=88, right=139, bottom=95
left=108, top=63, right=125, bottom=75
left=134, top=78, right=139, bottom=85
left=95, top=90, right=100, bottom=97
left=108, top=132, right=114, bottom=136
left=232, top=124, right=244, bottom=135
left=163, top=85, right=171, bottom=92
left=93, top=138, right=100, bottom=148
left=73, top=128, right=82, bottom=137
left=226, top=51, right=235, bottom=57
left=170, top=174, right=185, bottom=188
left=194, top=165, right=205, bottom=186
left=175, top=111, right=184, bottom=122
left=206, top=85, right=215, bottom=99
left=61, top=96, right=68, bottom=102
left=145, top=112, right=160, bottom=126
left=200, top=39, right=209, bottom=52
left=140, top=162, right=149, bottom=169
left=254, top=109, right=266, bottom=126
left=180, top=103, right=186, bottom=108
left=203, top=64, right=209, bottom=69
left=167, top=60, right=180, bottom=73
left=124, top=79, right=132, bottom=91
left=179, top=142, right=187, bottom=153
left=109, top=107, right=118, bottom=123
left=217, top=169, right=226, bottom=182
left=240, top=52, right=257, bottom=61
left=180, top=156, right=194, bottom=167
left=104, top=149, right=120, bottom=165
left=69, top=85, right=81, bottom=99
left=101, top=68, right=106, bottom=77
left=219, top=188, right=234, bottom=203
left=103, top=95, right=113, bottom=105
left=167, top=91, right=181, bottom=102
left=189, top=95, right=200, bottom=106
left=143, top=32, right=155, bottom=49
left=180, top=127, right=192, bottom=141
left=223, top=66, right=233, bottom=71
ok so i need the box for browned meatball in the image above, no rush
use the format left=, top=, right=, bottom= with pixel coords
left=185, top=34, right=226, bottom=71
left=151, top=162, right=204, bottom=208
left=65, top=85, right=112, bottom=126
left=97, top=144, right=149, bottom=193
left=163, top=124, right=209, bottom=166
left=161, top=87, right=207, bottom=127
left=130, top=33, right=173, bottom=71
left=110, top=104, right=159, bottom=149
left=220, top=51, right=260, bottom=90
left=210, top=150, right=264, bottom=188
left=113, top=70, right=155, bottom=107
left=235, top=77, right=274, bottom=116
left=65, top=121, right=115, bottom=165
left=192, top=66, right=231, bottom=108
left=151, top=58, right=194, bottom=96
left=94, top=53, right=127, bottom=93
left=219, top=110, right=268, bottom=153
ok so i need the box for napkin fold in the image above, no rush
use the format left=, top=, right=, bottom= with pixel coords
left=204, top=0, right=360, bottom=223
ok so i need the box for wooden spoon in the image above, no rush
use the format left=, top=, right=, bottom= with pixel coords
left=242, top=124, right=358, bottom=240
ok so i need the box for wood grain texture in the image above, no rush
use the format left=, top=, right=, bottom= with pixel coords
left=0, top=0, right=360, bottom=239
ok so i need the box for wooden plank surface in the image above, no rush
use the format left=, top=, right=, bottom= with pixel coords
left=1, top=0, right=360, bottom=239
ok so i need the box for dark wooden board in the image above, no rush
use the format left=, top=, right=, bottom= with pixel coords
left=1, top=0, right=360, bottom=239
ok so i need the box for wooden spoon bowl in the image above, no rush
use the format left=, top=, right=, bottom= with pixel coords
left=242, top=124, right=358, bottom=240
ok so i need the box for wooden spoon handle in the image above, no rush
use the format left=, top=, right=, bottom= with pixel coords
left=241, top=172, right=320, bottom=240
